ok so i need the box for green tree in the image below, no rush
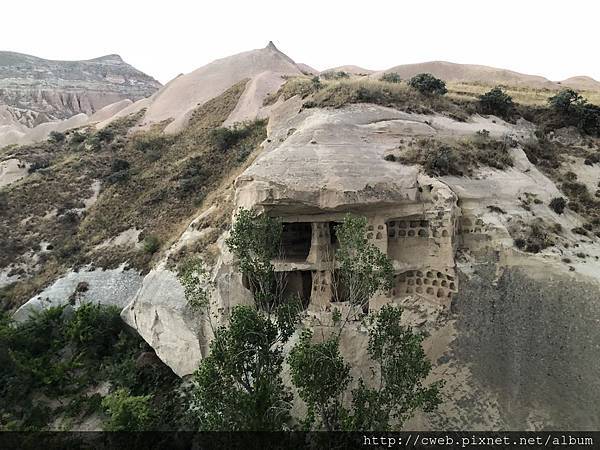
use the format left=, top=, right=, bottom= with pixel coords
left=192, top=305, right=299, bottom=430
left=333, top=214, right=394, bottom=309
left=189, top=209, right=301, bottom=430
left=548, top=89, right=600, bottom=136
left=289, top=215, right=440, bottom=430
left=408, top=73, right=447, bottom=95
left=548, top=88, right=585, bottom=113
left=101, top=388, right=153, bottom=431
left=289, top=305, right=442, bottom=431
left=288, top=329, right=351, bottom=430
left=478, top=87, right=514, bottom=118
left=225, top=208, right=283, bottom=311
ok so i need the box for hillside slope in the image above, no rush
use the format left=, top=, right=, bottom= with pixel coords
left=0, top=52, right=161, bottom=121
left=3, top=44, right=600, bottom=431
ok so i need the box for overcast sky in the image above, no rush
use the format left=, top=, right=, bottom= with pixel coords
left=2, top=0, right=598, bottom=84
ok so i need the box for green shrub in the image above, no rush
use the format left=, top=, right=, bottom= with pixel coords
left=69, top=132, right=87, bottom=145
left=101, top=389, right=153, bottom=431
left=478, top=87, right=514, bottom=118
left=47, top=131, right=66, bottom=144
left=549, top=197, right=567, bottom=214
left=66, top=303, right=123, bottom=357
left=111, top=159, right=130, bottom=173
left=142, top=235, right=160, bottom=254
left=548, top=89, right=600, bottom=136
left=320, top=71, right=350, bottom=80
left=548, top=89, right=584, bottom=113
left=380, top=72, right=401, bottom=83
left=208, top=120, right=267, bottom=152
left=408, top=73, right=447, bottom=95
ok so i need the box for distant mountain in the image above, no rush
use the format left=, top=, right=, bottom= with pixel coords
left=323, top=65, right=375, bottom=75
left=559, top=76, right=600, bottom=91
left=0, top=51, right=161, bottom=125
left=374, top=60, right=559, bottom=88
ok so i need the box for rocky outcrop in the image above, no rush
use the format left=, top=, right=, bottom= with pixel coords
left=0, top=51, right=161, bottom=146
left=13, top=264, right=143, bottom=322
left=119, top=91, right=600, bottom=430
left=0, top=52, right=161, bottom=121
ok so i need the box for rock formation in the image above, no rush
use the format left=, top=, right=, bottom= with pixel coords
left=5, top=43, right=600, bottom=430
left=0, top=52, right=160, bottom=120
left=0, top=51, right=161, bottom=146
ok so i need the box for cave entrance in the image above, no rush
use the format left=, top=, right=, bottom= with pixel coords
left=243, top=270, right=312, bottom=310
left=329, top=221, right=341, bottom=250
left=281, top=270, right=312, bottom=309
left=280, top=222, right=312, bottom=261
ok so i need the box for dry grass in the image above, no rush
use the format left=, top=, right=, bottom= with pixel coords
left=0, top=79, right=268, bottom=310
left=447, top=81, right=600, bottom=106
left=390, top=133, right=514, bottom=177
left=264, top=76, right=471, bottom=120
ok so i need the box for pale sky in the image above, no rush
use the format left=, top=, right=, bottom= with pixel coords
left=2, top=0, right=599, bottom=85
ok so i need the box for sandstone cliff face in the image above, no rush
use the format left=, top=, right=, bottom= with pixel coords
left=0, top=52, right=161, bottom=121
left=121, top=96, right=600, bottom=429
left=6, top=44, right=600, bottom=430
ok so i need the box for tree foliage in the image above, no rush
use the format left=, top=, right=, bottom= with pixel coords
left=225, top=208, right=283, bottom=310
left=548, top=89, right=600, bottom=136
left=178, top=257, right=211, bottom=310
left=288, top=330, right=351, bottom=430
left=101, top=388, right=153, bottom=431
left=334, top=215, right=394, bottom=308
left=478, top=87, right=514, bottom=118
left=0, top=305, right=184, bottom=431
left=408, top=73, right=447, bottom=95
left=192, top=305, right=299, bottom=431
left=380, top=72, right=401, bottom=83
left=289, top=305, right=442, bottom=431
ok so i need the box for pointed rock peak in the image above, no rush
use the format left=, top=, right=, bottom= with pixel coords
left=94, top=54, right=124, bottom=63
left=266, top=41, right=278, bottom=51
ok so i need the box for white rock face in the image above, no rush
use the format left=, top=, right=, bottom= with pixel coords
left=121, top=267, right=207, bottom=377
left=0, top=158, right=29, bottom=188
left=13, top=264, right=143, bottom=322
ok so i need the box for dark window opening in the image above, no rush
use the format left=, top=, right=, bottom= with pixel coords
left=329, top=222, right=341, bottom=248
left=242, top=271, right=312, bottom=310
left=280, top=222, right=312, bottom=261
left=282, top=270, right=312, bottom=310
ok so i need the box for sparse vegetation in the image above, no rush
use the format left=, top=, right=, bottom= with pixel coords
left=408, top=73, right=447, bottom=96
left=549, top=197, right=567, bottom=214
left=0, top=80, right=266, bottom=310
left=302, top=78, right=466, bottom=119
left=208, top=119, right=267, bottom=152
left=263, top=77, right=322, bottom=105
left=320, top=70, right=350, bottom=80
left=512, top=219, right=556, bottom=253
left=380, top=72, right=401, bottom=83
left=396, top=135, right=514, bottom=176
